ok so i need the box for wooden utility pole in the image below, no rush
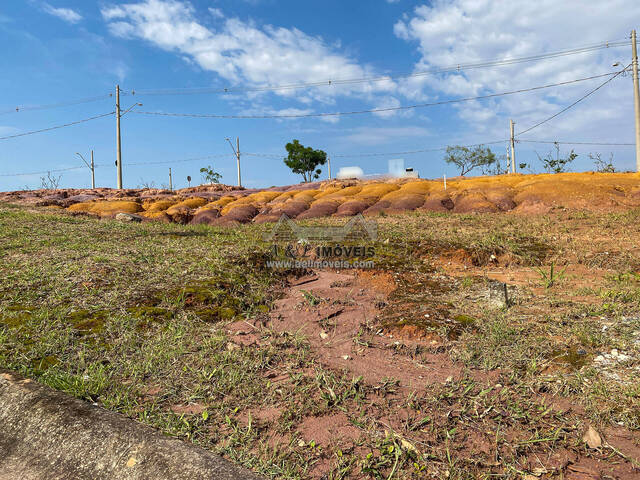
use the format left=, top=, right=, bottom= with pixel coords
left=169, top=167, right=173, bottom=191
left=116, top=85, right=122, bottom=189
left=236, top=137, right=241, bottom=187
left=632, top=30, right=640, bottom=172
left=510, top=119, right=516, bottom=173
left=90, top=150, right=95, bottom=189
left=328, top=157, right=331, bottom=179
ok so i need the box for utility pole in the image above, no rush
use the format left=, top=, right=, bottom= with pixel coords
left=116, top=85, right=122, bottom=189
left=328, top=157, right=331, bottom=180
left=169, top=167, right=173, bottom=191
left=236, top=137, right=241, bottom=187
left=90, top=150, right=95, bottom=189
left=632, top=30, right=640, bottom=172
left=510, top=119, right=516, bottom=173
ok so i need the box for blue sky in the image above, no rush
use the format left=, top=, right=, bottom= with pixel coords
left=0, top=0, right=638, bottom=190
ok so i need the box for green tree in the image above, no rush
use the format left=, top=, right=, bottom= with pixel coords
left=444, top=145, right=497, bottom=176
left=284, top=139, right=327, bottom=182
left=536, top=142, right=577, bottom=173
left=199, top=165, right=222, bottom=184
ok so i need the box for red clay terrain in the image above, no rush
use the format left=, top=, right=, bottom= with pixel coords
left=4, top=172, right=640, bottom=224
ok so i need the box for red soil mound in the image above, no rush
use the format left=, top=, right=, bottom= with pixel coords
left=4, top=172, right=640, bottom=225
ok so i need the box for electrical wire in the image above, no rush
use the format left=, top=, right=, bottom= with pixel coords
left=0, top=154, right=233, bottom=177
left=125, top=153, right=233, bottom=166
left=133, top=71, right=622, bottom=120
left=245, top=140, right=509, bottom=159
left=0, top=94, right=113, bottom=116
left=515, top=64, right=630, bottom=136
left=0, top=112, right=115, bottom=141
left=130, top=39, right=631, bottom=96
left=518, top=139, right=634, bottom=146
left=0, top=165, right=88, bottom=177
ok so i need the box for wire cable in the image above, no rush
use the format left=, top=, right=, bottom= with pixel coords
left=518, top=139, right=634, bottom=146
left=125, top=153, right=233, bottom=166
left=130, top=39, right=631, bottom=96
left=133, top=71, right=621, bottom=120
left=245, top=140, right=509, bottom=159
left=0, top=165, right=88, bottom=177
left=0, top=94, right=113, bottom=116
left=0, top=112, right=115, bottom=141
left=515, top=64, right=630, bottom=136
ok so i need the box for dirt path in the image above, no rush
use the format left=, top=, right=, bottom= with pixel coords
left=229, top=270, right=461, bottom=391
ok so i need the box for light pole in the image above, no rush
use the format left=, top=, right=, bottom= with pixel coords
left=225, top=137, right=242, bottom=187
left=76, top=151, right=95, bottom=189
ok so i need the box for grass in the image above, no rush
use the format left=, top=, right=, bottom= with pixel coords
left=1, top=204, right=640, bottom=478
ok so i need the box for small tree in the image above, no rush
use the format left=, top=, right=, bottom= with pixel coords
left=284, top=139, right=327, bottom=182
left=482, top=153, right=510, bottom=176
left=536, top=143, right=577, bottom=173
left=444, top=145, right=497, bottom=176
left=200, top=165, right=222, bottom=184
left=590, top=152, right=616, bottom=173
left=40, top=171, right=62, bottom=190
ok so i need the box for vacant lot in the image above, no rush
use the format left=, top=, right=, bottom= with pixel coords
left=1, top=204, right=639, bottom=479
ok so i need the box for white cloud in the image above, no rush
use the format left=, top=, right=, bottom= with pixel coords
left=101, top=0, right=396, bottom=106
left=41, top=3, right=82, bottom=23
left=208, top=7, right=224, bottom=19
left=394, top=0, right=640, bottom=143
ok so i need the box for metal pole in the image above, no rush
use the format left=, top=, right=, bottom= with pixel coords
left=116, top=85, right=122, bottom=189
left=510, top=119, right=516, bottom=173
left=90, top=150, right=95, bottom=189
left=328, top=157, right=331, bottom=180
left=236, top=136, right=242, bottom=187
left=169, top=167, right=173, bottom=191
left=632, top=30, right=640, bottom=172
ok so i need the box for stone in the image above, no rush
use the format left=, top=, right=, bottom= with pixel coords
left=115, top=212, right=143, bottom=222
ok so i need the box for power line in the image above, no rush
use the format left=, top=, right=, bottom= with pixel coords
left=125, top=153, right=233, bottom=166
left=515, top=64, right=630, bottom=136
left=133, top=71, right=621, bottom=120
left=245, top=140, right=509, bottom=159
left=0, top=94, right=113, bottom=116
left=0, top=153, right=236, bottom=177
left=518, top=139, right=634, bottom=146
left=0, top=165, right=87, bottom=177
left=0, top=112, right=115, bottom=141
left=129, top=39, right=631, bottom=97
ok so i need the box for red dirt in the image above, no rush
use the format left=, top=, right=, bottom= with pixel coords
left=5, top=172, right=640, bottom=225
left=224, top=266, right=640, bottom=479
left=264, top=270, right=463, bottom=388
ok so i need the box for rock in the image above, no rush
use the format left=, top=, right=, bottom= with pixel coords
left=583, top=425, right=602, bottom=449
left=115, top=212, right=143, bottom=222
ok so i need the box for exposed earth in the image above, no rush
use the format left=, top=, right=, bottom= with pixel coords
left=4, top=172, right=640, bottom=226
